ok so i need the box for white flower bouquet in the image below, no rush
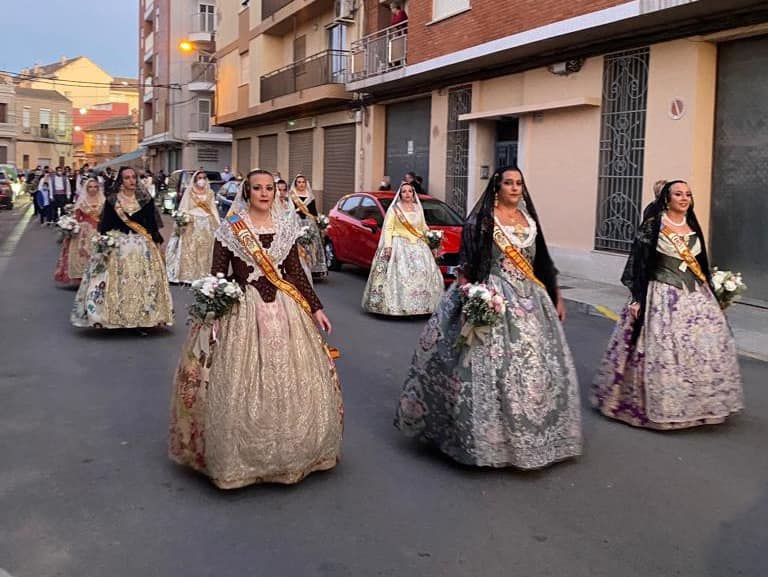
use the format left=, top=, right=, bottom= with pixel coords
left=56, top=215, right=80, bottom=239
left=425, top=229, right=444, bottom=250
left=91, top=231, right=120, bottom=254
left=711, top=268, right=747, bottom=310
left=63, top=203, right=76, bottom=216
left=188, top=273, right=244, bottom=324
left=457, top=282, right=506, bottom=349
left=297, top=224, right=318, bottom=247
left=316, top=214, right=331, bottom=231
left=173, top=211, right=192, bottom=235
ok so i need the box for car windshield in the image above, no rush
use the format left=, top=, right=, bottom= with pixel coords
left=378, top=197, right=464, bottom=226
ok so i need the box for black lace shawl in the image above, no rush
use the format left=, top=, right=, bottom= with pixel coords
left=622, top=179, right=713, bottom=342
left=459, top=168, right=560, bottom=305
left=99, top=188, right=164, bottom=244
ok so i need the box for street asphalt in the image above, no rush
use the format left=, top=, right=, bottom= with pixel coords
left=0, top=201, right=766, bottom=577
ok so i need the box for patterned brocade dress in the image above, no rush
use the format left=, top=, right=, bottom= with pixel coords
left=169, top=225, right=343, bottom=489
left=54, top=205, right=102, bottom=286
left=591, top=232, right=743, bottom=429
left=361, top=208, right=443, bottom=316
left=395, top=217, right=582, bottom=469
left=165, top=195, right=218, bottom=283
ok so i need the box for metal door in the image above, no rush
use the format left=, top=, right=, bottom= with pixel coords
left=236, top=137, right=251, bottom=175
left=386, top=98, right=430, bottom=192
left=323, top=124, right=356, bottom=211
left=711, top=35, right=768, bottom=305
left=289, top=129, right=313, bottom=184
left=258, top=134, right=277, bottom=174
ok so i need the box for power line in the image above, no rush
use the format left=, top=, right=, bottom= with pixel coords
left=1, top=69, right=182, bottom=90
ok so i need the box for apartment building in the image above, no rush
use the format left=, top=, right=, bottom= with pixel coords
left=139, top=0, right=233, bottom=173
left=14, top=87, right=72, bottom=169
left=348, top=0, right=768, bottom=305
left=216, top=0, right=360, bottom=211
left=82, top=115, right=140, bottom=168
left=0, top=78, right=15, bottom=164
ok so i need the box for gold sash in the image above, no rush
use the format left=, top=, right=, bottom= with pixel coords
left=393, top=205, right=428, bottom=244
left=226, top=214, right=340, bottom=361
left=660, top=226, right=707, bottom=283
left=492, top=224, right=545, bottom=289
left=114, top=200, right=155, bottom=244
left=291, top=193, right=318, bottom=223
left=192, top=195, right=216, bottom=219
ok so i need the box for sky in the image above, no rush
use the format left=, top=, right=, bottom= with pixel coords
left=0, top=0, right=139, bottom=78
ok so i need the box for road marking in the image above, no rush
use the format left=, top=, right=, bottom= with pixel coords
left=594, top=304, right=620, bottom=321
left=0, top=203, right=34, bottom=276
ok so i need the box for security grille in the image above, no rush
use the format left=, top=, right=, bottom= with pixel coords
left=445, top=85, right=471, bottom=216
left=594, top=47, right=649, bottom=253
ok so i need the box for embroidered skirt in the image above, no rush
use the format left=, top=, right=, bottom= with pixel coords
left=165, top=214, right=217, bottom=283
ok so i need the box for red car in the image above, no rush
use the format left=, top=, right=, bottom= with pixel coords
left=324, top=192, right=464, bottom=284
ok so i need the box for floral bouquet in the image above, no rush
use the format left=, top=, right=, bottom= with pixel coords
left=56, top=215, right=80, bottom=241
left=91, top=231, right=120, bottom=255
left=63, top=203, right=76, bottom=216
left=297, top=224, right=318, bottom=247
left=188, top=273, right=244, bottom=325
left=316, top=214, right=331, bottom=232
left=172, top=211, right=192, bottom=235
left=425, top=229, right=444, bottom=251
left=457, top=282, right=506, bottom=350
left=711, top=268, right=747, bottom=310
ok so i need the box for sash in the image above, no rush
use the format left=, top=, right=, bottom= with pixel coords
left=192, top=195, right=216, bottom=219
left=393, top=205, right=427, bottom=243
left=492, top=224, right=545, bottom=289
left=660, top=226, right=707, bottom=283
left=226, top=214, right=340, bottom=361
left=114, top=200, right=155, bottom=244
left=78, top=206, right=101, bottom=228
left=291, top=193, right=318, bottom=222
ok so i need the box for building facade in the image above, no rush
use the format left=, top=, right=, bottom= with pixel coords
left=72, top=102, right=132, bottom=168
left=0, top=77, right=15, bottom=164
left=347, top=0, right=768, bottom=305
left=215, top=0, right=360, bottom=211
left=82, top=115, right=140, bottom=168
left=13, top=87, right=72, bottom=169
left=139, top=0, right=233, bottom=173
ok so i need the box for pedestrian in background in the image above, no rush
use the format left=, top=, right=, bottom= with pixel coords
left=36, top=179, right=54, bottom=225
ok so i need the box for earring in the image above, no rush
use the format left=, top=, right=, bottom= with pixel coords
left=494, top=191, right=499, bottom=208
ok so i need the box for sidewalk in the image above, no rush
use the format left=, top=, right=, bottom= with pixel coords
left=560, top=274, right=768, bottom=362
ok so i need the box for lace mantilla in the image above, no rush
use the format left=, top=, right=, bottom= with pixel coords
left=214, top=209, right=300, bottom=282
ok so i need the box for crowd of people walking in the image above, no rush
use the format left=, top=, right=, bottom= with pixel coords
left=31, top=160, right=744, bottom=490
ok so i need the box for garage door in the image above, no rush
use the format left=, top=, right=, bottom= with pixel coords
left=711, top=35, right=768, bottom=305
left=323, top=124, right=356, bottom=212
left=236, top=137, right=251, bottom=175
left=386, top=98, right=430, bottom=192
left=258, top=134, right=277, bottom=173
left=289, top=129, right=313, bottom=185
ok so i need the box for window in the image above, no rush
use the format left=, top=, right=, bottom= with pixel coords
left=58, top=111, right=67, bottom=134
left=433, top=0, right=470, bottom=20
left=39, top=108, right=51, bottom=138
left=197, top=99, right=211, bottom=131
left=23, top=154, right=30, bottom=170
left=354, top=196, right=383, bottom=226
left=22, top=106, right=30, bottom=129
left=0, top=103, right=6, bottom=123
left=339, top=195, right=361, bottom=214
left=239, top=52, right=249, bottom=86
left=293, top=35, right=306, bottom=62
left=328, top=24, right=348, bottom=82
left=199, top=4, right=215, bottom=32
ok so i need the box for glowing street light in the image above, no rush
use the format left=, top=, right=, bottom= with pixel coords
left=179, top=40, right=194, bottom=53
left=79, top=107, right=87, bottom=115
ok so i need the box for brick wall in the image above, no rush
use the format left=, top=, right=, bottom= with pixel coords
left=407, top=0, right=628, bottom=64
left=364, top=0, right=393, bottom=36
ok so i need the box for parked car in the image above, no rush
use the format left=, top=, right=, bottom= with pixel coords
left=0, top=173, right=13, bottom=210
left=325, top=192, right=464, bottom=284
left=0, top=164, right=23, bottom=202
left=163, top=169, right=225, bottom=213
left=216, top=179, right=241, bottom=218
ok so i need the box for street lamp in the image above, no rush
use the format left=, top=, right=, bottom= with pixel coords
left=179, top=40, right=195, bottom=53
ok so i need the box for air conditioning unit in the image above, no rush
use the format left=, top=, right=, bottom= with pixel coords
left=335, top=0, right=355, bottom=22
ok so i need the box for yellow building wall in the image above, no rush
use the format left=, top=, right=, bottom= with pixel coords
left=29, top=58, right=112, bottom=108
left=217, top=50, right=241, bottom=116
left=216, top=0, right=241, bottom=47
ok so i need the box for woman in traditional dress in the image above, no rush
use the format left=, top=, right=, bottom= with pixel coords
left=290, top=174, right=327, bottom=282
left=54, top=177, right=104, bottom=287
left=591, top=180, right=743, bottom=429
left=71, top=166, right=173, bottom=329
left=395, top=167, right=582, bottom=469
left=166, top=170, right=220, bottom=283
left=169, top=169, right=343, bottom=489
left=361, top=182, right=443, bottom=315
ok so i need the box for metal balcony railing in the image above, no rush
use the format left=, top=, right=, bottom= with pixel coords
left=191, top=62, right=216, bottom=85
left=261, top=0, right=293, bottom=20
left=350, top=21, right=407, bottom=81
left=260, top=50, right=350, bottom=102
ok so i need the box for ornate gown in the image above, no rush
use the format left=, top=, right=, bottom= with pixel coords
left=54, top=204, right=102, bottom=286
left=71, top=196, right=173, bottom=329
left=591, top=231, right=743, bottom=429
left=165, top=196, right=219, bottom=283
left=361, top=207, right=443, bottom=316
left=169, top=217, right=343, bottom=489
left=294, top=195, right=327, bottom=280
left=395, top=217, right=582, bottom=469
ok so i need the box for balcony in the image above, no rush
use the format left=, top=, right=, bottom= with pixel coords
left=188, top=62, right=215, bottom=92
left=144, top=31, right=154, bottom=62
left=350, top=21, right=407, bottom=82
left=143, top=0, right=154, bottom=21
left=259, top=0, right=335, bottom=36
left=143, top=77, right=154, bottom=102
left=20, top=126, right=55, bottom=140
left=261, top=50, right=350, bottom=101
left=188, top=113, right=232, bottom=142
left=190, top=11, right=216, bottom=43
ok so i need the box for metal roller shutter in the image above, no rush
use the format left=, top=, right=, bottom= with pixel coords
left=323, top=124, right=356, bottom=212
left=236, top=137, right=251, bottom=175
left=289, top=129, right=313, bottom=186
left=258, top=134, right=277, bottom=173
